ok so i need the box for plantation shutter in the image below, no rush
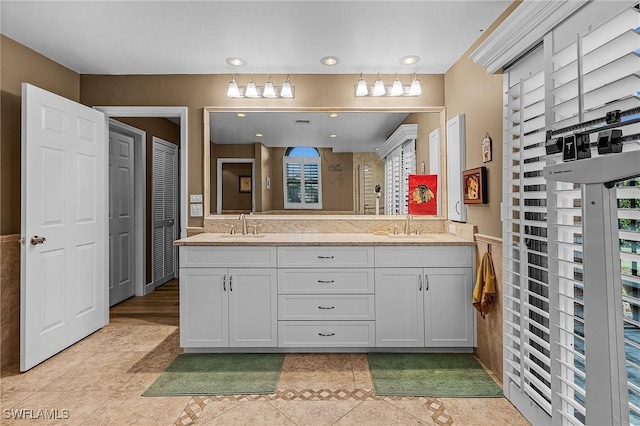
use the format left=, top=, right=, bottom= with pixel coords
left=503, top=54, right=552, bottom=415
left=547, top=5, right=640, bottom=425
left=384, top=140, right=415, bottom=215
left=283, top=157, right=321, bottom=209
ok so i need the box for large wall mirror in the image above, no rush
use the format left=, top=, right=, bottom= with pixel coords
left=203, top=107, right=447, bottom=218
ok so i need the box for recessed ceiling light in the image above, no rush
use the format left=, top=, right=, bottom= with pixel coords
left=320, top=56, right=340, bottom=66
left=399, top=55, right=420, bottom=65
left=329, top=113, right=339, bottom=118
left=255, top=133, right=263, bottom=137
left=236, top=113, right=246, bottom=117
left=329, top=134, right=337, bottom=138
left=226, top=57, right=246, bottom=67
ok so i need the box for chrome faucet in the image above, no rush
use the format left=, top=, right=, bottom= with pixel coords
left=239, top=213, right=248, bottom=235
left=404, top=214, right=413, bottom=235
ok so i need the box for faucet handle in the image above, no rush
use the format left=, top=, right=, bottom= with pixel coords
left=230, top=225, right=236, bottom=235
left=416, top=225, right=421, bottom=235
left=393, top=225, right=399, bottom=235
left=253, top=225, right=258, bottom=235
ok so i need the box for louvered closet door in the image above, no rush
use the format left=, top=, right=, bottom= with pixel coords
left=152, top=137, right=178, bottom=288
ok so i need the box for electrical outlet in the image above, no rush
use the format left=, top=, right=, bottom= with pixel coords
left=190, top=203, right=203, bottom=217
left=190, top=194, right=203, bottom=203
left=449, top=223, right=457, bottom=234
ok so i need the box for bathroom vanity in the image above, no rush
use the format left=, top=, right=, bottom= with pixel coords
left=176, top=232, right=476, bottom=353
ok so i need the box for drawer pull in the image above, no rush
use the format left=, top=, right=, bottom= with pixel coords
left=318, top=306, right=335, bottom=310
left=317, top=255, right=335, bottom=259
left=317, top=280, right=335, bottom=284
left=223, top=275, right=226, bottom=291
left=318, top=332, right=336, bottom=337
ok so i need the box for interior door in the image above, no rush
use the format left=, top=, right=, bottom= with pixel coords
left=108, top=128, right=135, bottom=305
left=152, top=137, right=178, bottom=288
left=20, top=83, right=107, bottom=371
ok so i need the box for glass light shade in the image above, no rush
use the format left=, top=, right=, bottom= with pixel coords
left=355, top=77, right=368, bottom=96
left=263, top=81, right=276, bottom=98
left=280, top=79, right=293, bottom=98
left=227, top=80, right=240, bottom=97
left=372, top=78, right=385, bottom=96
left=390, top=77, right=404, bottom=96
left=245, top=80, right=258, bottom=98
left=409, top=77, right=422, bottom=96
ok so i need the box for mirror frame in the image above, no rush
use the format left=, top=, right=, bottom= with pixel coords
left=203, top=106, right=448, bottom=220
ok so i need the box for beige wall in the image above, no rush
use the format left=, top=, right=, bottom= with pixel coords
left=114, top=117, right=180, bottom=284
left=269, top=147, right=354, bottom=212
left=402, top=112, right=442, bottom=176
left=443, top=2, right=520, bottom=238
left=1, top=35, right=81, bottom=235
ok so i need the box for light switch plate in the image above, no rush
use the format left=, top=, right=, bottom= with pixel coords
left=190, top=203, right=203, bottom=217
left=190, top=194, right=203, bottom=203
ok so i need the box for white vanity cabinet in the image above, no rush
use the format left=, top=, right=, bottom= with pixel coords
left=179, top=247, right=278, bottom=348
left=277, top=246, right=376, bottom=347
left=374, top=246, right=475, bottom=348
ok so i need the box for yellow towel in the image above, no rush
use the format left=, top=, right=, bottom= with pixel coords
left=473, top=252, right=497, bottom=319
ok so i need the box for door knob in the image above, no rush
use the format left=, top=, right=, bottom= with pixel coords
left=30, top=236, right=46, bottom=245
left=168, top=219, right=174, bottom=225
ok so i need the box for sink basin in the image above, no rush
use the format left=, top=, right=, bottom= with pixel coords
left=220, top=234, right=266, bottom=238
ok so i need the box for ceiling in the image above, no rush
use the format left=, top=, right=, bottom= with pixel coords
left=1, top=1, right=512, bottom=75
left=210, top=111, right=416, bottom=152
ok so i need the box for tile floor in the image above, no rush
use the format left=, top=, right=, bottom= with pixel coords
left=1, top=282, right=530, bottom=425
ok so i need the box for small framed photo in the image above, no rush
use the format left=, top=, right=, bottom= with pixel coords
left=239, top=176, right=251, bottom=193
left=462, top=167, right=487, bottom=204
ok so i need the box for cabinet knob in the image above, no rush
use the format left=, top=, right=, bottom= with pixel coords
left=317, top=280, right=335, bottom=284
left=318, top=332, right=335, bottom=337
left=318, top=306, right=335, bottom=310
left=317, top=255, right=335, bottom=259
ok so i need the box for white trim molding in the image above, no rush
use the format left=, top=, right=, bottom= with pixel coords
left=469, top=0, right=587, bottom=74
left=377, top=124, right=418, bottom=159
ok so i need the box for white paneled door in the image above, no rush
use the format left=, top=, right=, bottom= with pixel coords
left=152, top=137, right=178, bottom=288
left=108, top=129, right=135, bottom=305
left=20, top=83, right=107, bottom=371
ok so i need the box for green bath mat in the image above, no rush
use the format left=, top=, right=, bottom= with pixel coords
left=368, top=353, right=503, bottom=398
left=144, top=353, right=285, bottom=396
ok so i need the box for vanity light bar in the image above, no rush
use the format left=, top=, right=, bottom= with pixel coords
left=227, top=75, right=295, bottom=99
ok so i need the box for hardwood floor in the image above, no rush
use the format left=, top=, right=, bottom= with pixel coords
left=109, top=278, right=179, bottom=326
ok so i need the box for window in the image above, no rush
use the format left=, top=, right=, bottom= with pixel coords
left=283, top=147, right=322, bottom=209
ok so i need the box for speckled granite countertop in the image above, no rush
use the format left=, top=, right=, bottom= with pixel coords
left=175, top=232, right=475, bottom=246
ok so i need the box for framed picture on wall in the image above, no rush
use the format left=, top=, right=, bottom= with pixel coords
left=462, top=167, right=487, bottom=204
left=239, top=176, right=251, bottom=193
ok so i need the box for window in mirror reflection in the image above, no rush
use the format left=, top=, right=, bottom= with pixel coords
left=284, top=147, right=322, bottom=209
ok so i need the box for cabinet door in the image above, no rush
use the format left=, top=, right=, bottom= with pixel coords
left=375, top=268, right=424, bottom=347
left=446, top=114, right=466, bottom=222
left=179, top=268, right=228, bottom=347
left=228, top=268, right=278, bottom=347
left=424, top=268, right=474, bottom=347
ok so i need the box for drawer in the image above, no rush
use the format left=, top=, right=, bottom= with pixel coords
left=278, top=321, right=375, bottom=347
left=278, top=269, right=374, bottom=294
left=278, top=295, right=375, bottom=320
left=277, top=246, right=374, bottom=268
left=180, top=246, right=276, bottom=268
left=375, top=246, right=473, bottom=268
